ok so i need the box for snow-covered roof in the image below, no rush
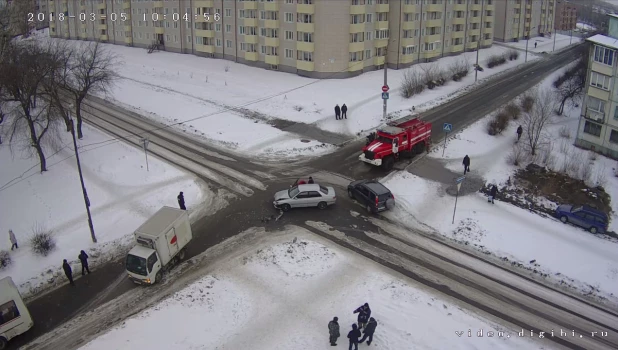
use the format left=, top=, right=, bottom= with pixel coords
left=609, top=14, right=618, bottom=20
left=587, top=34, right=618, bottom=50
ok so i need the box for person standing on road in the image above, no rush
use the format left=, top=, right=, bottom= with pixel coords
left=347, top=324, right=361, bottom=350
left=177, top=191, right=186, bottom=210
left=78, top=250, right=90, bottom=275
left=463, top=155, right=471, bottom=175
left=488, top=185, right=498, bottom=204
left=353, top=303, right=371, bottom=329
left=335, top=104, right=341, bottom=120
left=8, top=229, right=18, bottom=250
left=341, top=104, right=348, bottom=119
left=63, top=259, right=75, bottom=286
left=359, top=317, right=378, bottom=345
left=517, top=125, right=523, bottom=142
left=328, top=316, right=340, bottom=346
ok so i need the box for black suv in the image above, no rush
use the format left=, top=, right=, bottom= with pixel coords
left=348, top=180, right=395, bottom=213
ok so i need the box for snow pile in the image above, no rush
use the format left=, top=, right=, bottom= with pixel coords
left=0, top=123, right=216, bottom=298
left=79, top=235, right=539, bottom=350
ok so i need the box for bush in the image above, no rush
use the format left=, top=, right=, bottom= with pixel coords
left=30, top=224, right=56, bottom=257
left=401, top=69, right=425, bottom=98
left=520, top=94, right=535, bottom=113
left=506, top=49, right=519, bottom=61
left=486, top=53, right=507, bottom=68
left=487, top=112, right=510, bottom=135
left=558, top=125, right=571, bottom=139
left=506, top=144, right=527, bottom=166
left=504, top=103, right=521, bottom=120
left=580, top=162, right=593, bottom=184
left=449, top=58, right=470, bottom=82
left=0, top=250, right=11, bottom=269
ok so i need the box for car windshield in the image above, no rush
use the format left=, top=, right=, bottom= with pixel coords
left=376, top=136, right=393, bottom=144
left=288, top=186, right=300, bottom=198
left=126, top=254, right=148, bottom=276
left=319, top=186, right=328, bottom=195
left=571, top=206, right=583, bottom=213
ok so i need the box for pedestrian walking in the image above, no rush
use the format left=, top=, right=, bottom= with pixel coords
left=308, top=176, right=315, bottom=184
left=335, top=104, right=341, bottom=120
left=78, top=250, right=90, bottom=275
left=516, top=125, right=523, bottom=141
left=347, top=324, right=361, bottom=350
left=8, top=229, right=18, bottom=250
left=359, top=317, right=378, bottom=345
left=353, top=303, right=371, bottom=329
left=177, top=191, right=186, bottom=210
left=463, top=155, right=471, bottom=175
left=341, top=104, right=348, bottom=119
left=488, top=184, right=498, bottom=204
left=63, top=259, right=75, bottom=286
left=534, top=42, right=538, bottom=49
left=328, top=316, right=340, bottom=346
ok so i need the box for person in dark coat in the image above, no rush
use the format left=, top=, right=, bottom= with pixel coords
left=308, top=176, right=315, bottom=184
left=78, top=250, right=90, bottom=275
left=177, top=191, right=186, bottom=210
left=359, top=317, right=378, bottom=345
left=534, top=42, right=537, bottom=49
left=63, top=259, right=75, bottom=286
left=347, top=323, right=361, bottom=350
left=463, top=155, right=470, bottom=174
left=8, top=229, right=18, bottom=250
left=335, top=104, right=341, bottom=120
left=353, top=303, right=371, bottom=329
left=488, top=185, right=498, bottom=204
left=328, top=316, right=340, bottom=346
left=516, top=125, right=523, bottom=141
left=341, top=104, right=348, bottom=119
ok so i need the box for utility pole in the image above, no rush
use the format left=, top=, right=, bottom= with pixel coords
left=141, top=138, right=150, bottom=171
left=69, top=107, right=97, bottom=243
left=475, top=0, right=485, bottom=82
left=383, top=43, right=388, bottom=120
left=553, top=28, right=557, bottom=51
left=570, top=29, right=573, bottom=45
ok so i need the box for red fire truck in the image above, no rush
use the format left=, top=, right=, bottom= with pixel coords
left=359, top=117, right=432, bottom=171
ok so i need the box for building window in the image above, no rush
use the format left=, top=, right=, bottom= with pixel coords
left=402, top=45, right=416, bottom=55
left=225, top=8, right=232, bottom=17
left=285, top=12, right=294, bottom=23
left=297, top=32, right=313, bottom=42
left=351, top=14, right=365, bottom=24
left=588, top=96, right=606, bottom=113
left=610, top=129, right=618, bottom=143
left=226, top=24, right=231, bottom=32
left=366, top=13, right=373, bottom=23
left=365, top=49, right=372, bottom=59
left=226, top=40, right=232, bottom=48
left=594, top=45, right=615, bottom=66
left=349, top=51, right=364, bottom=62
left=285, top=48, right=294, bottom=58
left=583, top=121, right=602, bottom=137
left=297, top=50, right=313, bottom=62
left=590, top=72, right=611, bottom=90
left=350, top=32, right=364, bottom=43
left=375, top=29, right=389, bottom=39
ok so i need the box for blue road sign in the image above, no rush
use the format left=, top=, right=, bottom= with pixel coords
left=443, top=123, right=453, bottom=132
left=456, top=176, right=466, bottom=184
left=382, top=92, right=389, bottom=100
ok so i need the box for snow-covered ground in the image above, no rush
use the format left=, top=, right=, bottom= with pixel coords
left=502, top=33, right=582, bottom=54
left=78, top=228, right=542, bottom=350
left=0, top=123, right=224, bottom=298
left=382, top=63, right=618, bottom=302
left=576, top=22, right=596, bottom=31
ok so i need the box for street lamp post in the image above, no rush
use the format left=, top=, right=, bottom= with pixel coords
left=475, top=0, right=485, bottom=82
left=68, top=105, right=97, bottom=243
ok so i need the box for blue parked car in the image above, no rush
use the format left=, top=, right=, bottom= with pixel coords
left=555, top=204, right=609, bottom=234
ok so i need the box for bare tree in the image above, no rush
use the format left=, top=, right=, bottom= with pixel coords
left=63, top=42, right=119, bottom=139
left=522, top=88, right=555, bottom=156
left=554, top=46, right=589, bottom=116
left=400, top=69, right=424, bottom=98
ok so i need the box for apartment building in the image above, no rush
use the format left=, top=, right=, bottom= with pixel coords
left=574, top=14, right=618, bottom=158
left=47, top=0, right=494, bottom=78
left=493, top=0, right=556, bottom=42
left=555, top=0, right=576, bottom=31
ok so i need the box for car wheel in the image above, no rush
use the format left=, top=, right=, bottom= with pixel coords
left=382, top=156, right=395, bottom=171
left=560, top=216, right=568, bottom=223
left=318, top=201, right=328, bottom=210
left=366, top=204, right=373, bottom=214
left=348, top=189, right=354, bottom=199
left=154, top=270, right=162, bottom=284
left=590, top=226, right=598, bottom=234
left=0, top=337, right=7, bottom=350
left=281, top=204, right=291, bottom=212
left=178, top=249, right=186, bottom=260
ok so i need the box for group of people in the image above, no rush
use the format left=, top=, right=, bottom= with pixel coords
left=328, top=303, right=378, bottom=349
left=62, top=250, right=91, bottom=286
left=335, top=104, right=348, bottom=120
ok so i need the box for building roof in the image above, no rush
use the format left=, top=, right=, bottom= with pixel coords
left=587, top=34, right=618, bottom=50
left=610, top=14, right=618, bottom=20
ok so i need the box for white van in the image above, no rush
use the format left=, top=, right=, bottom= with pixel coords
left=0, top=277, right=34, bottom=348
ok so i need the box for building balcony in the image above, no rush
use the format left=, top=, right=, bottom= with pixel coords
left=526, top=3, right=531, bottom=10
left=424, top=34, right=441, bottom=42
left=400, top=37, right=416, bottom=45
left=349, top=61, right=364, bottom=72
left=64, top=32, right=70, bottom=38
left=425, top=19, right=442, bottom=27
left=79, top=32, right=87, bottom=38
left=98, top=23, right=107, bottom=30
left=296, top=60, right=314, bottom=71
left=244, top=18, right=258, bottom=27
left=454, top=4, right=467, bottom=11
left=486, top=4, right=494, bottom=11
left=585, top=108, right=605, bottom=124
left=197, top=44, right=215, bottom=54
left=485, top=27, right=493, bottom=34
left=296, top=41, right=315, bottom=52
left=426, top=4, right=443, bottom=12
left=375, top=39, right=388, bottom=48
left=374, top=55, right=385, bottom=66
left=466, top=41, right=481, bottom=50
left=99, top=34, right=108, bottom=41
left=350, top=5, right=365, bottom=15
left=349, top=41, right=365, bottom=52
left=376, top=4, right=389, bottom=12
left=402, top=5, right=417, bottom=12
left=265, top=55, right=279, bottom=65
left=123, top=1, right=130, bottom=9
left=451, top=44, right=464, bottom=52
left=245, top=34, right=258, bottom=44
left=402, top=21, right=416, bottom=30
left=451, top=31, right=464, bottom=38
left=471, top=4, right=482, bottom=11
left=97, top=2, right=106, bottom=10
left=195, top=29, right=215, bottom=37
left=452, top=17, right=466, bottom=25
left=264, top=37, right=279, bottom=47
left=296, top=22, right=315, bottom=32
left=350, top=23, right=365, bottom=33
left=297, top=4, right=315, bottom=14
left=467, top=28, right=481, bottom=36
left=264, top=2, right=278, bottom=11
left=526, top=13, right=531, bottom=19
left=264, top=19, right=279, bottom=28
left=423, top=50, right=440, bottom=60
left=244, top=1, right=258, bottom=10
left=194, top=0, right=214, bottom=7
left=152, top=1, right=163, bottom=7
left=124, top=37, right=132, bottom=44
left=155, top=27, right=164, bottom=34
left=376, top=21, right=389, bottom=29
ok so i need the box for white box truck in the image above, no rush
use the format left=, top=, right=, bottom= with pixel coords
left=126, top=206, right=193, bottom=285
left=0, top=277, right=34, bottom=348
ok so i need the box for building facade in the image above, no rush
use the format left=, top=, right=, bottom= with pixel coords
left=554, top=0, right=576, bottom=31
left=47, top=0, right=494, bottom=78
left=493, top=0, right=556, bottom=42
left=574, top=15, right=618, bottom=159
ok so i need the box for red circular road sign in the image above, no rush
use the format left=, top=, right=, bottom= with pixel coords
left=382, top=85, right=389, bottom=92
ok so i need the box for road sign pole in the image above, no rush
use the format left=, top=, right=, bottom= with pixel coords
left=442, top=131, right=448, bottom=157
left=142, top=138, right=150, bottom=171
left=452, top=186, right=459, bottom=224
left=383, top=44, right=388, bottom=120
